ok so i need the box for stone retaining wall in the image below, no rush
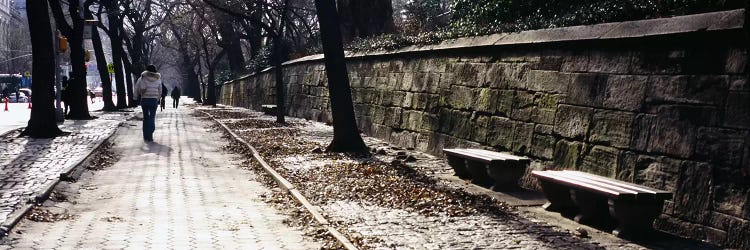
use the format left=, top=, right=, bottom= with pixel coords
left=220, top=10, right=750, bottom=248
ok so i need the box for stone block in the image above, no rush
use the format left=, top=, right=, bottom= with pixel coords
left=390, top=91, right=407, bottom=107
left=730, top=76, right=748, bottom=91
left=402, top=91, right=414, bottom=108
left=525, top=70, right=570, bottom=94
left=553, top=140, right=584, bottom=169
left=603, top=75, right=646, bottom=111
left=589, top=110, right=635, bottom=148
left=553, top=104, right=593, bottom=140
left=410, top=93, right=430, bottom=110
left=580, top=145, right=620, bottom=177
left=402, top=110, right=423, bottom=131
left=531, top=93, right=562, bottom=125
left=452, top=110, right=473, bottom=140
left=401, top=73, right=414, bottom=91
left=673, top=161, right=713, bottom=222
left=695, top=127, right=747, bottom=167
left=448, top=85, right=476, bottom=110
left=616, top=151, right=637, bottom=182
left=472, top=115, right=491, bottom=143
left=647, top=75, right=729, bottom=106
left=538, top=55, right=564, bottom=71
left=534, top=124, right=553, bottom=135
left=420, top=114, right=439, bottom=132
left=587, top=51, right=634, bottom=74
left=566, top=73, right=609, bottom=107
left=726, top=220, right=750, bottom=249
left=411, top=73, right=428, bottom=92
left=501, top=63, right=532, bottom=90
left=453, top=62, right=487, bottom=87
left=485, top=63, right=508, bottom=89
left=530, top=133, right=556, bottom=160
left=725, top=92, right=750, bottom=129
left=510, top=91, right=535, bottom=122
left=383, top=107, right=403, bottom=127
left=561, top=51, right=589, bottom=72
left=725, top=48, right=747, bottom=74
left=511, top=122, right=534, bottom=154
left=704, top=227, right=728, bottom=247
left=711, top=186, right=748, bottom=218
left=387, top=73, right=403, bottom=90
left=475, top=89, right=499, bottom=114
left=370, top=105, right=386, bottom=125
left=631, top=114, right=656, bottom=151
left=391, top=130, right=418, bottom=149
left=438, top=73, right=455, bottom=90
left=647, top=105, right=719, bottom=158
left=495, top=90, right=514, bottom=116
left=416, top=132, right=432, bottom=152
left=486, top=117, right=514, bottom=150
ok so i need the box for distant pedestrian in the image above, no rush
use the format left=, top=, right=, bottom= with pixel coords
left=134, top=65, right=162, bottom=143
left=61, top=77, right=71, bottom=115
left=89, top=89, right=96, bottom=103
left=160, top=83, right=168, bottom=111
left=171, top=86, right=181, bottom=108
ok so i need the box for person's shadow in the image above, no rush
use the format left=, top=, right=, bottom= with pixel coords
left=141, top=142, right=172, bottom=157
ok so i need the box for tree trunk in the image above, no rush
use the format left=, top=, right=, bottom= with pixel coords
left=217, top=14, right=245, bottom=76
left=88, top=10, right=115, bottom=111
left=106, top=0, right=128, bottom=108
left=336, top=0, right=395, bottom=44
left=122, top=55, right=137, bottom=107
left=206, top=68, right=216, bottom=106
left=22, top=0, right=63, bottom=138
left=315, top=0, right=368, bottom=153
left=273, top=37, right=285, bottom=124
left=60, top=0, right=92, bottom=120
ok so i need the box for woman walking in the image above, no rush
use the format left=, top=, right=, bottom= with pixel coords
left=134, top=65, right=162, bottom=142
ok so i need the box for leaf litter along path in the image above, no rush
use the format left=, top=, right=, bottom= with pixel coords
left=0, top=106, right=323, bottom=249
left=195, top=106, right=649, bottom=250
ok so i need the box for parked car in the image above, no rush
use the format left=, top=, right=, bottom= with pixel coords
left=8, top=93, right=28, bottom=103
left=18, top=88, right=32, bottom=98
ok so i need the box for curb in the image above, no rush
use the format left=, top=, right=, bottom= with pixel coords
left=0, top=114, right=134, bottom=239
left=201, top=110, right=358, bottom=250
left=0, top=126, right=22, bottom=138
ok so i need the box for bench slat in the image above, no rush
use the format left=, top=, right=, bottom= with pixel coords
left=562, top=171, right=672, bottom=199
left=444, top=149, right=497, bottom=163
left=444, top=148, right=528, bottom=164
left=532, top=171, right=635, bottom=199
left=465, top=149, right=530, bottom=162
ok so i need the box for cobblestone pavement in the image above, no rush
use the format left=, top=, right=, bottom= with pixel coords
left=0, top=107, right=320, bottom=249
left=0, top=111, right=129, bottom=226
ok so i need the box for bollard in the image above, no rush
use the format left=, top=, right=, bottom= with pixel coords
left=3, top=97, right=7, bottom=112
left=27, top=100, right=32, bottom=109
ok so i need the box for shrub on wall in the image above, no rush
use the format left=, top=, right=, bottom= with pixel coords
left=347, top=0, right=743, bottom=52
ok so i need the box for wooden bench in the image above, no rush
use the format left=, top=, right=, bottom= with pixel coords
left=261, top=105, right=277, bottom=115
left=532, top=170, right=672, bottom=238
left=443, top=148, right=530, bottom=191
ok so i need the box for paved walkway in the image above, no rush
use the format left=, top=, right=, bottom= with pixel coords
left=0, top=106, right=319, bottom=249
left=0, top=111, right=128, bottom=226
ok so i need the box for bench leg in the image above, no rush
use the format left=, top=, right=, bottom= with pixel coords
left=538, top=180, right=577, bottom=217
left=570, top=189, right=615, bottom=228
left=608, top=198, right=664, bottom=238
left=487, top=162, right=526, bottom=191
left=446, top=155, right=471, bottom=179
left=466, top=161, right=493, bottom=188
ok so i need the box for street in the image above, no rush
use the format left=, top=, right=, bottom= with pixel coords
left=0, top=100, right=106, bottom=135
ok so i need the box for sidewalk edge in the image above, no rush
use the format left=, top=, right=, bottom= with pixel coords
left=201, top=110, right=359, bottom=250
left=0, top=114, right=134, bottom=240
